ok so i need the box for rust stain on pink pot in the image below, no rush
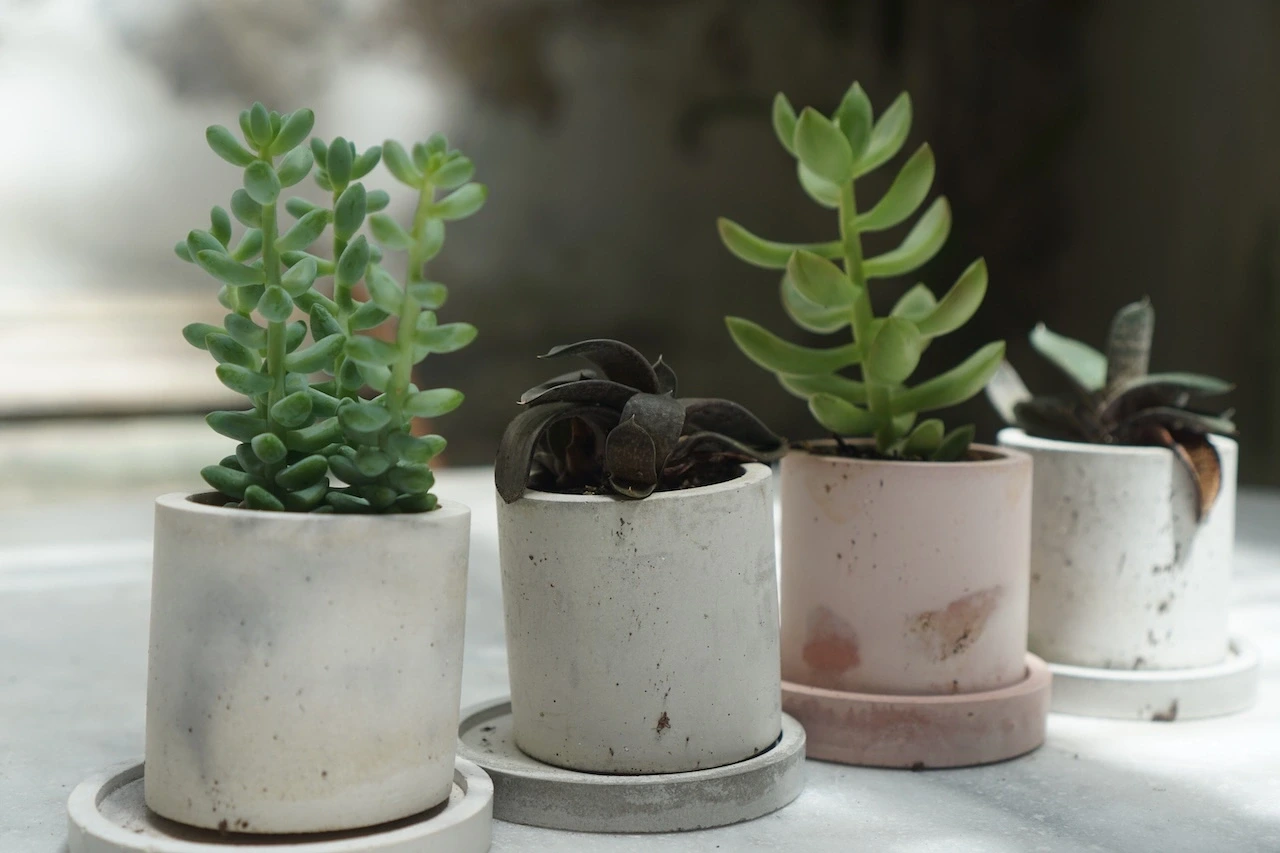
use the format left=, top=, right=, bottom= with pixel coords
left=908, top=586, right=1003, bottom=661
left=802, top=606, right=860, bottom=673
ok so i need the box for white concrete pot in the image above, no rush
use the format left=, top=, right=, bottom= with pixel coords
left=497, top=463, right=781, bottom=774
left=145, top=493, right=471, bottom=834
left=998, top=429, right=1238, bottom=670
left=779, top=443, right=1032, bottom=696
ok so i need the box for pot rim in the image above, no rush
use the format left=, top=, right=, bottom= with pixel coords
left=509, top=460, right=771, bottom=505
left=156, top=491, right=470, bottom=522
left=998, top=427, right=1238, bottom=457
left=786, top=439, right=1028, bottom=471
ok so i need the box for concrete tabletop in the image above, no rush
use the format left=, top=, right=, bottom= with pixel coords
left=2, top=468, right=1278, bottom=852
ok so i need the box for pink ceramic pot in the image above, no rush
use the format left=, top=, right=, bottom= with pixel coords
left=779, top=442, right=1033, bottom=696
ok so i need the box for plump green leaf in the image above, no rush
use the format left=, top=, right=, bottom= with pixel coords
left=856, top=144, right=934, bottom=232
left=411, top=142, right=431, bottom=172
left=243, top=484, right=285, bottom=511
left=366, top=189, right=391, bottom=212
left=181, top=322, right=222, bottom=351
left=414, top=322, right=477, bottom=355
left=891, top=283, right=937, bottom=322
left=425, top=132, right=447, bottom=155
left=1104, top=298, right=1155, bottom=391
left=256, top=286, right=294, bottom=323
left=282, top=251, right=335, bottom=277
left=352, top=145, right=382, bottom=180
left=1030, top=324, right=1107, bottom=391
left=832, top=81, right=873, bottom=161
left=186, top=229, right=224, bottom=258
left=345, top=335, right=399, bottom=366
left=335, top=235, right=370, bottom=290
left=207, top=410, right=267, bottom=442
left=866, top=316, right=924, bottom=383
left=350, top=302, right=390, bottom=330
left=309, top=303, right=343, bottom=340
left=284, top=417, right=342, bottom=452
left=309, top=137, right=328, bottom=167
left=285, top=333, right=344, bottom=373
left=903, top=418, right=944, bottom=455
left=243, top=161, right=281, bottom=205
left=196, top=250, right=265, bottom=286
left=216, top=363, right=272, bottom=395
left=787, top=250, right=856, bottom=309
left=809, top=394, right=876, bottom=435
left=405, top=388, right=463, bottom=418
left=270, top=390, right=313, bottom=429
left=432, top=183, right=486, bottom=220
left=916, top=258, right=987, bottom=338
left=794, top=107, right=854, bottom=184
left=275, top=454, right=328, bottom=491
left=224, top=313, right=266, bottom=348
left=408, top=281, right=448, bottom=309
left=796, top=162, right=841, bottom=209
left=382, top=140, right=423, bottom=188
left=333, top=183, right=366, bottom=241
left=201, top=463, right=252, bottom=498
left=772, top=92, right=797, bottom=154
left=388, top=463, right=435, bottom=495
left=270, top=108, right=315, bottom=155
left=338, top=401, right=391, bottom=438
left=174, top=241, right=193, bottom=262
left=285, top=196, right=320, bottom=218
left=230, top=189, right=261, bottom=227
left=368, top=213, right=411, bottom=250
left=248, top=102, right=272, bottom=147
left=366, top=265, right=404, bottom=313
left=327, top=135, right=352, bottom=186
left=354, top=446, right=392, bottom=478
left=717, top=218, right=842, bottom=269
left=417, top=218, right=445, bottom=261
left=388, top=432, right=447, bottom=464
left=285, top=320, right=307, bottom=353
left=276, top=209, right=327, bottom=253
left=857, top=92, right=912, bottom=177
left=726, top=316, right=861, bottom=375
left=206, top=125, right=255, bottom=166
left=276, top=146, right=314, bottom=187
left=209, top=206, right=231, bottom=246
left=433, top=156, right=474, bottom=190
left=781, top=274, right=849, bottom=333
left=862, top=197, right=951, bottom=278
left=282, top=480, right=329, bottom=511
left=357, top=362, right=391, bottom=392
left=306, top=387, right=340, bottom=417
left=932, top=424, right=976, bottom=461
left=891, top=341, right=1006, bottom=414
left=231, top=229, right=264, bottom=262
left=280, top=255, right=318, bottom=297
left=778, top=372, right=867, bottom=403
left=206, top=333, right=256, bottom=368
left=250, top=432, right=287, bottom=464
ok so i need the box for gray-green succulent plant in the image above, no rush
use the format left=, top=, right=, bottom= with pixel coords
left=177, top=103, right=485, bottom=513
left=495, top=340, right=786, bottom=502
left=718, top=81, right=1004, bottom=461
left=987, top=298, right=1235, bottom=519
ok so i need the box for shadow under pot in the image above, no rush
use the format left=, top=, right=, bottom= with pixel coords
left=998, top=429, right=1239, bottom=670
left=778, top=441, right=1048, bottom=768
left=145, top=493, right=471, bottom=834
left=496, top=462, right=781, bottom=774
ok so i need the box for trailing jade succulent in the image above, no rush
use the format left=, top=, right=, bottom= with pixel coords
left=986, top=299, right=1235, bottom=519
left=718, top=81, right=1004, bottom=461
left=495, top=340, right=787, bottom=502
left=177, top=102, right=485, bottom=513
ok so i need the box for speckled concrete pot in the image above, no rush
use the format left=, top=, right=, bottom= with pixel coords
left=145, top=493, right=471, bottom=834
left=779, top=443, right=1033, bottom=696
left=496, top=463, right=781, bottom=774
left=999, top=429, right=1239, bottom=670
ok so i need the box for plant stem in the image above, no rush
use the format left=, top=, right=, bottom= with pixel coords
left=386, top=181, right=437, bottom=425
left=259, top=198, right=287, bottom=429
left=838, top=182, right=891, bottom=449
left=330, top=188, right=356, bottom=398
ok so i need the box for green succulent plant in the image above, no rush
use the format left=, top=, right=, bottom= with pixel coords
left=177, top=103, right=485, bottom=513
left=718, top=82, right=1004, bottom=461
left=987, top=298, right=1235, bottom=519
left=495, top=340, right=786, bottom=502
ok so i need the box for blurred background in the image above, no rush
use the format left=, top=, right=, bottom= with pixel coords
left=2, top=0, right=1279, bottom=508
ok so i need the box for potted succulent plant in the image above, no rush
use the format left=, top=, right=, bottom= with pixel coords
left=717, top=81, right=1048, bottom=768
left=147, top=103, right=485, bottom=833
left=989, top=300, right=1252, bottom=718
left=493, top=340, right=788, bottom=774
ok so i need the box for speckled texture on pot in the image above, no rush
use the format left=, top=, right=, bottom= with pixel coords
left=496, top=463, right=781, bottom=774
left=999, top=429, right=1239, bottom=670
left=779, top=443, right=1032, bottom=696
left=144, top=493, right=471, bottom=834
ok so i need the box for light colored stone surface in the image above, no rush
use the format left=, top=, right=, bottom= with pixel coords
left=456, top=699, right=804, bottom=833
left=1001, top=430, right=1239, bottom=670
left=67, top=758, right=493, bottom=852
left=782, top=655, right=1050, bottom=769
left=3, top=469, right=1280, bottom=852
left=497, top=464, right=780, bottom=773
left=779, top=444, right=1032, bottom=696
left=145, top=495, right=472, bottom=833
